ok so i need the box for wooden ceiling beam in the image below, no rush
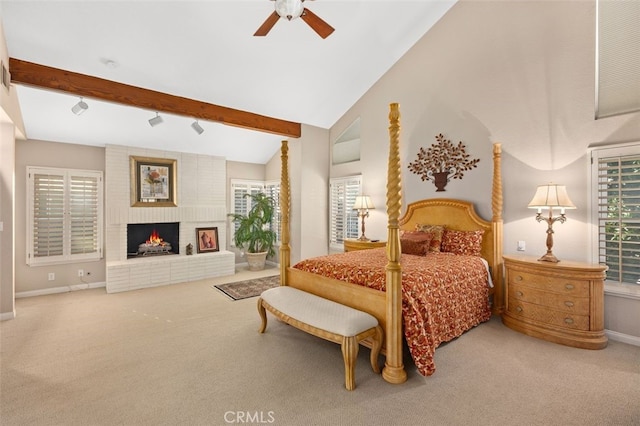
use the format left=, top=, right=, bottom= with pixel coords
left=9, top=58, right=301, bottom=138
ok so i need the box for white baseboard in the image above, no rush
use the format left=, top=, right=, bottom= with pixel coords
left=16, top=281, right=106, bottom=299
left=0, top=310, right=16, bottom=321
left=606, top=329, right=640, bottom=347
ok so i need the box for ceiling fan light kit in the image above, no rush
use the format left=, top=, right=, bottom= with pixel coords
left=255, top=0, right=334, bottom=39
left=276, top=0, right=304, bottom=20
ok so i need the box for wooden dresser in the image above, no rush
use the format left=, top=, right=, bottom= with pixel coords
left=343, top=239, right=386, bottom=252
left=502, top=255, right=608, bottom=349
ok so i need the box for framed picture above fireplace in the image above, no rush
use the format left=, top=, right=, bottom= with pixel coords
left=130, top=155, right=177, bottom=207
left=196, top=227, right=219, bottom=253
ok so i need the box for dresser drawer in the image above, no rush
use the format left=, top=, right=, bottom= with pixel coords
left=507, top=298, right=589, bottom=331
left=509, top=282, right=590, bottom=315
left=508, top=270, right=589, bottom=297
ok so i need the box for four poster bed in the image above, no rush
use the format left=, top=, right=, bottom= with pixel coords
left=277, top=103, right=503, bottom=383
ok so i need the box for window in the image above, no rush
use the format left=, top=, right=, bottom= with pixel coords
left=27, top=166, right=103, bottom=266
left=591, top=144, right=640, bottom=285
left=230, top=180, right=281, bottom=244
left=329, top=175, right=361, bottom=250
left=596, top=0, right=640, bottom=118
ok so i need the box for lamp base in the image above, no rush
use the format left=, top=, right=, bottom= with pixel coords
left=538, top=252, right=560, bottom=263
left=357, top=235, right=371, bottom=242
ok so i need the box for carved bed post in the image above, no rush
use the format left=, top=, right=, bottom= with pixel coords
left=491, top=143, right=504, bottom=313
left=382, top=103, right=407, bottom=384
left=280, top=140, right=291, bottom=286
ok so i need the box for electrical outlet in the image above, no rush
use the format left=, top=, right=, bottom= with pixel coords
left=48, top=272, right=55, bottom=281
left=78, top=269, right=84, bottom=277
left=517, top=240, right=526, bottom=251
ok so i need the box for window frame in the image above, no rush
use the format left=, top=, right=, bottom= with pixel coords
left=590, top=142, right=640, bottom=300
left=27, top=166, right=104, bottom=266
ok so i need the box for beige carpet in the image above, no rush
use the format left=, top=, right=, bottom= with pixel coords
left=1, top=266, right=639, bottom=426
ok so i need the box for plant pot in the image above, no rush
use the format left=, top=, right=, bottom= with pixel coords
left=246, top=251, right=268, bottom=271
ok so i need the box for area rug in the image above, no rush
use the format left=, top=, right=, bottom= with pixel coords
left=214, top=275, right=280, bottom=301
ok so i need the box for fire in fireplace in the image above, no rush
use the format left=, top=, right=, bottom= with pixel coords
left=127, top=222, right=179, bottom=258
left=138, top=229, right=172, bottom=256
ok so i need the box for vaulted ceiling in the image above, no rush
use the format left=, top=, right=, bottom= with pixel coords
left=1, top=0, right=455, bottom=163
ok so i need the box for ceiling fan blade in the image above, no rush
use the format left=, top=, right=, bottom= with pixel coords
left=254, top=11, right=280, bottom=37
left=300, top=8, right=334, bottom=39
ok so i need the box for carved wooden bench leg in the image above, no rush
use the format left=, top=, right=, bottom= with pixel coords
left=341, top=336, right=359, bottom=391
left=257, top=297, right=267, bottom=333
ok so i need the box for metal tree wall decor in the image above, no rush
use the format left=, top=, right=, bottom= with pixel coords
left=408, top=133, right=480, bottom=191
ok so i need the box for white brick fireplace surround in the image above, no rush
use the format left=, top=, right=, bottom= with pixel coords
left=105, top=145, right=234, bottom=293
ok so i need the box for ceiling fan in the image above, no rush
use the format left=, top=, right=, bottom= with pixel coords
left=254, top=0, right=335, bottom=39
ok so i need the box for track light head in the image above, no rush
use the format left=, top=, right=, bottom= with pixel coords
left=191, top=120, right=204, bottom=135
left=148, top=112, right=163, bottom=127
left=71, top=98, right=88, bottom=115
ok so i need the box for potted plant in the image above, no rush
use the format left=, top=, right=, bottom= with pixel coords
left=228, top=192, right=277, bottom=271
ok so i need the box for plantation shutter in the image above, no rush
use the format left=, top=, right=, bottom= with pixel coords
left=69, top=174, right=100, bottom=255
left=230, top=180, right=270, bottom=244
left=28, top=167, right=103, bottom=265
left=265, top=182, right=281, bottom=242
left=329, top=176, right=362, bottom=249
left=594, top=149, right=640, bottom=284
left=33, top=172, right=65, bottom=258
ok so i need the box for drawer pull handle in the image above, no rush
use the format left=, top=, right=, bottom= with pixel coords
left=565, top=284, right=574, bottom=290
left=515, top=275, right=523, bottom=282
left=516, top=306, right=523, bottom=313
left=564, top=317, right=574, bottom=324
left=516, top=291, right=523, bottom=297
left=564, top=301, right=574, bottom=307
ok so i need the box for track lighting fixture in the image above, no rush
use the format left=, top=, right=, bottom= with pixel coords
left=148, top=112, right=163, bottom=127
left=71, top=97, right=88, bottom=115
left=191, top=120, right=204, bottom=135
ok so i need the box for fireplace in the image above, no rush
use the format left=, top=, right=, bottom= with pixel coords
left=127, top=222, right=179, bottom=258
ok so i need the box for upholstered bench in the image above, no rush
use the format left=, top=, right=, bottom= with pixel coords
left=257, top=286, right=383, bottom=390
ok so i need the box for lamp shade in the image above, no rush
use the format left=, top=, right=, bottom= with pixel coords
left=528, top=184, right=576, bottom=209
left=352, top=195, right=375, bottom=210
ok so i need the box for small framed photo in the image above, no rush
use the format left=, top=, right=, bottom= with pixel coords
left=196, top=227, right=219, bottom=253
left=130, top=155, right=177, bottom=207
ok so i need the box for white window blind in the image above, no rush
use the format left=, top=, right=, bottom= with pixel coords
left=592, top=145, right=640, bottom=285
left=329, top=175, right=361, bottom=249
left=596, top=0, right=640, bottom=118
left=28, top=167, right=103, bottom=265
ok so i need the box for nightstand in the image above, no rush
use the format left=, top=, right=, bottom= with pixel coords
left=502, top=255, right=608, bottom=349
left=344, top=239, right=386, bottom=252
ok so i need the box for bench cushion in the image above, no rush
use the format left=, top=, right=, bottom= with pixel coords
left=261, top=286, right=378, bottom=337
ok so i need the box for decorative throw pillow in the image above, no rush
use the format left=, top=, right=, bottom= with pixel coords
left=400, top=231, right=432, bottom=256
left=441, top=229, right=484, bottom=256
left=414, top=224, right=444, bottom=252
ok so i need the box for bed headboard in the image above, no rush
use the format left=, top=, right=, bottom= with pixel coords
left=399, top=198, right=494, bottom=262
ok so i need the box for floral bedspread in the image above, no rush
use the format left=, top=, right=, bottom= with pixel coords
left=292, top=248, right=491, bottom=376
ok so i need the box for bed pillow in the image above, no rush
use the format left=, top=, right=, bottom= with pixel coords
left=414, top=224, right=444, bottom=252
left=441, top=229, right=484, bottom=256
left=400, top=231, right=432, bottom=256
